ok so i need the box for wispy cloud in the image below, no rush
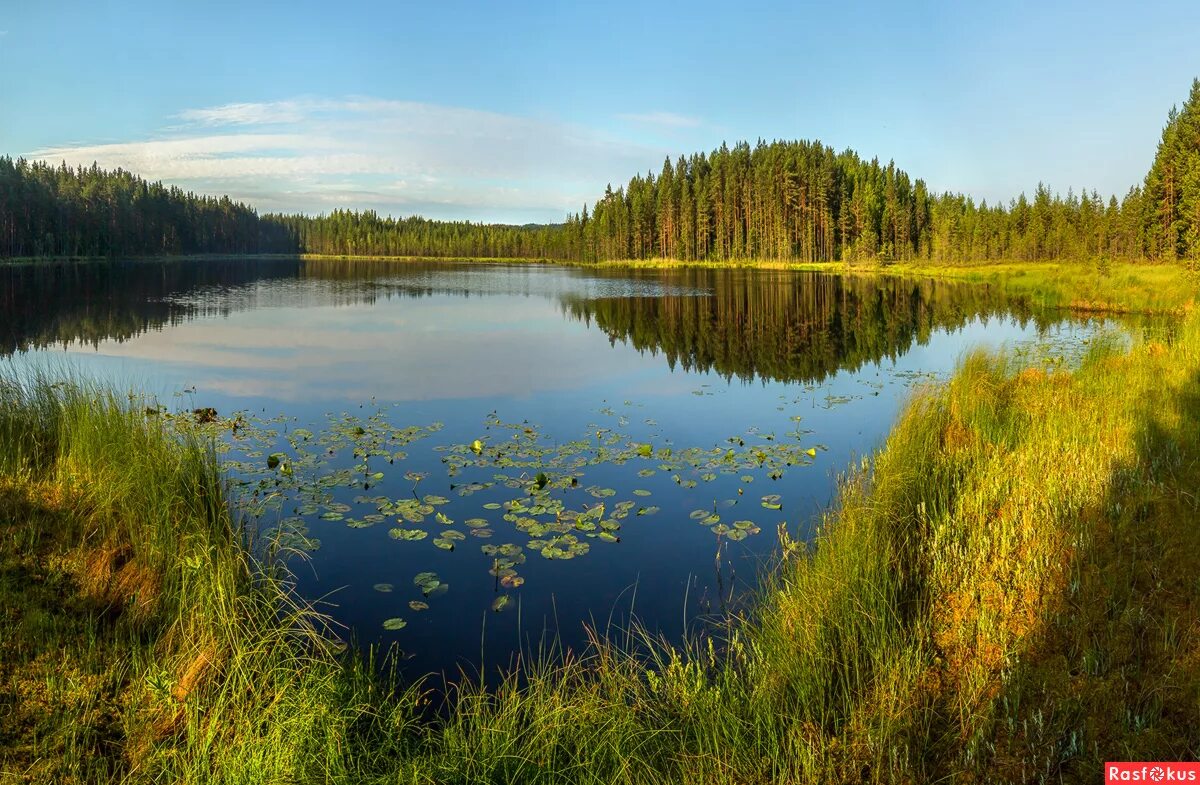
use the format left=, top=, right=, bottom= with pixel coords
left=177, top=100, right=315, bottom=127
left=30, top=97, right=669, bottom=222
left=618, top=111, right=703, bottom=129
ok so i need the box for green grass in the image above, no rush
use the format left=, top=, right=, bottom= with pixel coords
left=873, top=259, right=1198, bottom=315
left=4, top=311, right=1200, bottom=782
left=588, top=257, right=1199, bottom=315
left=0, top=373, right=424, bottom=783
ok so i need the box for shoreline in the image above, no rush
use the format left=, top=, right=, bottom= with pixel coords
left=5, top=252, right=1195, bottom=316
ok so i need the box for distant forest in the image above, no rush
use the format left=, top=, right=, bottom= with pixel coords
left=2, top=79, right=1198, bottom=264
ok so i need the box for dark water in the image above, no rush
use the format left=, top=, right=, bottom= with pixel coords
left=0, top=258, right=1110, bottom=678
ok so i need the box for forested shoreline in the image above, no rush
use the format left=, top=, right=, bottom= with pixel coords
left=3, top=79, right=1198, bottom=265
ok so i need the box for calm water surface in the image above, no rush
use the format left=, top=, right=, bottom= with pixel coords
left=1, top=258, right=1112, bottom=677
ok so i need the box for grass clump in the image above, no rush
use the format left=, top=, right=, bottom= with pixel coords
left=0, top=374, right=422, bottom=783
left=3, top=308, right=1200, bottom=782
left=877, top=260, right=1199, bottom=315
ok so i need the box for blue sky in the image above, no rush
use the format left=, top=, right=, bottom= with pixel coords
left=2, top=0, right=1198, bottom=223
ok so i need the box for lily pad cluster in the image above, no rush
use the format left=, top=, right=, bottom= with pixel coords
left=159, top=400, right=825, bottom=632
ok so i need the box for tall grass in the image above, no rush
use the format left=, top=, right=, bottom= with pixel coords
left=0, top=372, right=423, bottom=783
left=879, top=260, right=1199, bottom=315
left=4, top=310, right=1200, bottom=782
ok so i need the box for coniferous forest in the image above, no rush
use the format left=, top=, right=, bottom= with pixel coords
left=3, top=79, right=1199, bottom=264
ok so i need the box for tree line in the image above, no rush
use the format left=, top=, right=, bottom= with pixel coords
left=0, top=158, right=296, bottom=258
left=3, top=79, right=1197, bottom=264
left=567, top=78, right=1200, bottom=264
left=264, top=211, right=572, bottom=259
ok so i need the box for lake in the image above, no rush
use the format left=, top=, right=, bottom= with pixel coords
left=0, top=258, right=1112, bottom=679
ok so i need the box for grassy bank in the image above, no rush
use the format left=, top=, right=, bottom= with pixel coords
left=867, top=260, right=1197, bottom=315
left=589, top=257, right=1198, bottom=316
left=7, top=251, right=1195, bottom=315
left=0, top=376, right=424, bottom=782
left=3, top=313, right=1200, bottom=782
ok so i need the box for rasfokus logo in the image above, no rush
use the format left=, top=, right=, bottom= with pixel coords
left=1106, top=763, right=1200, bottom=782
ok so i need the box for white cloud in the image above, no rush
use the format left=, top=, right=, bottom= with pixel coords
left=618, top=111, right=703, bottom=129
left=177, top=100, right=316, bottom=126
left=29, top=97, right=669, bottom=222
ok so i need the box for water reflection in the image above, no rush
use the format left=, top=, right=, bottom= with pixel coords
left=563, top=269, right=1054, bottom=385
left=0, top=257, right=1111, bottom=678
left=3, top=259, right=1053, bottom=390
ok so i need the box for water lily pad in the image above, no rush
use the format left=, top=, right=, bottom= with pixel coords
left=408, top=600, right=429, bottom=611
left=372, top=583, right=394, bottom=593
left=388, top=528, right=428, bottom=541
left=382, top=617, right=407, bottom=631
